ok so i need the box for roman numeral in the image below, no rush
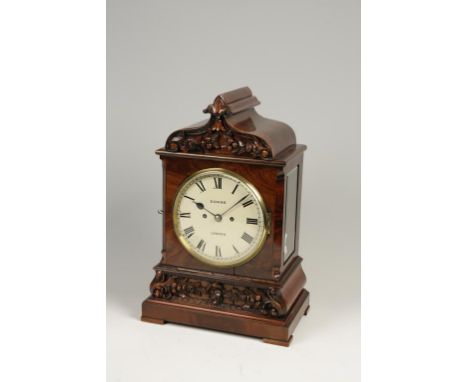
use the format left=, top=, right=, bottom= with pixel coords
left=241, top=232, right=253, bottom=244
left=232, top=245, right=239, bottom=254
left=195, top=181, right=206, bottom=192
left=215, top=245, right=222, bottom=257
left=184, top=195, right=195, bottom=201
left=184, top=226, right=195, bottom=238
left=232, top=183, right=239, bottom=194
left=196, top=239, right=206, bottom=252
left=242, top=199, right=254, bottom=208
left=246, top=218, right=258, bottom=225
left=179, top=212, right=191, bottom=218
left=213, top=177, right=222, bottom=189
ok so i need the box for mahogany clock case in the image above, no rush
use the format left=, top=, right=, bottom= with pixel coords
left=141, top=87, right=309, bottom=346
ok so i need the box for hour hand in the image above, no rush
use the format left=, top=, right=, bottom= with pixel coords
left=193, top=200, right=217, bottom=217
left=195, top=202, right=205, bottom=210
left=184, top=196, right=214, bottom=215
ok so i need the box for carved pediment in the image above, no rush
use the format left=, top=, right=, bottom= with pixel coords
left=164, top=87, right=296, bottom=160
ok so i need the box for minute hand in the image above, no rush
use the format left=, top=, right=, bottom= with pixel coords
left=220, top=195, right=249, bottom=217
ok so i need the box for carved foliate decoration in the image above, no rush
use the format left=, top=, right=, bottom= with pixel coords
left=165, top=94, right=273, bottom=159
left=150, top=270, right=286, bottom=317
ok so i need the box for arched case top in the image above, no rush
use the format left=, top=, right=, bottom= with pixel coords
left=161, top=87, right=297, bottom=160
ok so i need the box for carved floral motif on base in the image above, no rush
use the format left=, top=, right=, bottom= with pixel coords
left=150, top=270, right=286, bottom=317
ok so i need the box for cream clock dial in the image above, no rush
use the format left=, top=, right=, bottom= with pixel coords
left=173, top=168, right=269, bottom=267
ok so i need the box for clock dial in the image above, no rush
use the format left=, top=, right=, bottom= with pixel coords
left=173, top=169, right=268, bottom=267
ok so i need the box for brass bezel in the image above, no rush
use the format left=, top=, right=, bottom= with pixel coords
left=172, top=168, right=269, bottom=268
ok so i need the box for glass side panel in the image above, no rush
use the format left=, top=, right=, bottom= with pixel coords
left=283, top=166, right=298, bottom=263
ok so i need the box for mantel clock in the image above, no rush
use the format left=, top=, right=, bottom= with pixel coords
left=141, top=87, right=309, bottom=346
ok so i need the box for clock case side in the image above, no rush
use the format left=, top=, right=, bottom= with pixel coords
left=234, top=145, right=306, bottom=281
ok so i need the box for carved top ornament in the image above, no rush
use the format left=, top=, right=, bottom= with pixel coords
left=163, top=87, right=296, bottom=160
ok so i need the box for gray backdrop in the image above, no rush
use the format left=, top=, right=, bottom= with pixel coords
left=108, top=0, right=360, bottom=380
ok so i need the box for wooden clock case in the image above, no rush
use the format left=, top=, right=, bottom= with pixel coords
left=141, top=87, right=309, bottom=346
